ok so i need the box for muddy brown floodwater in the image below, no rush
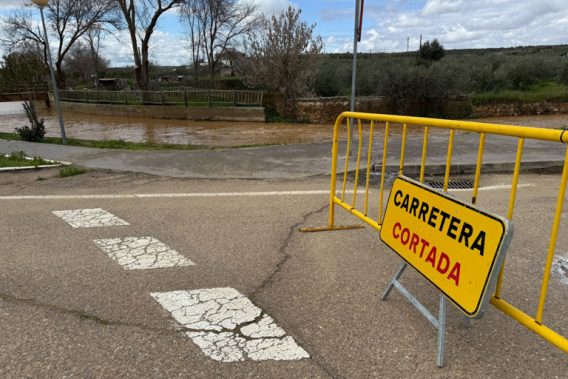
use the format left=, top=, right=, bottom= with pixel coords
left=1, top=101, right=567, bottom=147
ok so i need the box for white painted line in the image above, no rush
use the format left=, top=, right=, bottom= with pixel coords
left=93, top=237, right=194, bottom=270
left=448, top=183, right=535, bottom=192
left=52, top=208, right=129, bottom=228
left=0, top=190, right=357, bottom=200
left=151, top=288, right=310, bottom=362
left=0, top=184, right=534, bottom=201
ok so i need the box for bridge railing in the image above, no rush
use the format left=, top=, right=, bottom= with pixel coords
left=57, top=89, right=264, bottom=107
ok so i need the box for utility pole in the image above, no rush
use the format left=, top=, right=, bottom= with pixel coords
left=32, top=0, right=67, bottom=144
left=350, top=0, right=364, bottom=149
left=407, top=37, right=409, bottom=52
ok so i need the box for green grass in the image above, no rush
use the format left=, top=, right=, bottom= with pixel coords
left=472, top=82, right=568, bottom=105
left=58, top=165, right=87, bottom=177
left=0, top=132, right=281, bottom=151
left=0, top=151, right=51, bottom=168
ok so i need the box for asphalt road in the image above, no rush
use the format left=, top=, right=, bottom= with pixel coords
left=1, top=169, right=567, bottom=377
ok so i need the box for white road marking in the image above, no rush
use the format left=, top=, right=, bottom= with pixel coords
left=0, top=190, right=350, bottom=200
left=448, top=183, right=535, bottom=192
left=552, top=255, right=568, bottom=286
left=93, top=237, right=194, bottom=270
left=52, top=208, right=129, bottom=228
left=0, top=184, right=532, bottom=200
left=151, top=288, right=310, bottom=362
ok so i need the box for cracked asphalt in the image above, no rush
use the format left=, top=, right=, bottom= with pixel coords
left=1, top=169, right=567, bottom=377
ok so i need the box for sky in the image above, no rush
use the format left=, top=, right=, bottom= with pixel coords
left=1, top=0, right=568, bottom=67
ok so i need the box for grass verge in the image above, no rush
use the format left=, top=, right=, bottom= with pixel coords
left=0, top=132, right=281, bottom=151
left=0, top=151, right=51, bottom=168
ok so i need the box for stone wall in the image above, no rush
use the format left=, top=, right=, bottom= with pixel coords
left=295, top=96, right=392, bottom=124
left=56, top=100, right=265, bottom=122
left=472, top=102, right=568, bottom=118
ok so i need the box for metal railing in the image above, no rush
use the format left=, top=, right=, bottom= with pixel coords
left=58, top=89, right=263, bottom=107
left=302, top=111, right=568, bottom=355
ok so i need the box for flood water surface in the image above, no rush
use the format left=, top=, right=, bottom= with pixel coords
left=0, top=101, right=567, bottom=147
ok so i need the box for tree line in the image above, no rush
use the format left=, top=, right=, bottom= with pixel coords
left=0, top=0, right=322, bottom=118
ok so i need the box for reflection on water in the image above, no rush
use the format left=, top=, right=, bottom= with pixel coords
left=0, top=101, right=567, bottom=147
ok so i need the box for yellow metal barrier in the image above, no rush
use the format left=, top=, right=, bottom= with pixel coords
left=302, top=111, right=568, bottom=354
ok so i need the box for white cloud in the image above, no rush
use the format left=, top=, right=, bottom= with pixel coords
left=325, top=0, right=568, bottom=53
left=249, top=0, right=291, bottom=16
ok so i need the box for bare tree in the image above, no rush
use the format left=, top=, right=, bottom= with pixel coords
left=1, top=0, right=118, bottom=89
left=117, top=0, right=185, bottom=91
left=239, top=6, right=322, bottom=118
left=63, top=40, right=109, bottom=85
left=186, top=0, right=260, bottom=88
left=181, top=1, right=203, bottom=81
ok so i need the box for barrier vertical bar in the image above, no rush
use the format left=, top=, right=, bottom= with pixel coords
left=341, top=118, right=352, bottom=201
left=363, top=121, right=375, bottom=216
left=472, top=133, right=486, bottom=205
left=378, top=122, right=390, bottom=223
left=352, top=120, right=364, bottom=206
left=327, top=115, right=343, bottom=229
left=399, top=124, right=408, bottom=175
left=443, top=129, right=455, bottom=192
left=495, top=137, right=525, bottom=298
left=535, top=146, right=568, bottom=323
left=420, top=127, right=429, bottom=183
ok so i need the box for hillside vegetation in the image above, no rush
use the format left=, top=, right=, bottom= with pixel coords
left=313, top=44, right=568, bottom=116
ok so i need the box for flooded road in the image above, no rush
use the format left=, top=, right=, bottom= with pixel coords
left=0, top=101, right=567, bottom=147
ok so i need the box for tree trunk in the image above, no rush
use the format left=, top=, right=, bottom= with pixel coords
left=55, top=61, right=66, bottom=89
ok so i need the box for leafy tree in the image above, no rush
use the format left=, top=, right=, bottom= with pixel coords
left=239, top=6, right=323, bottom=118
left=419, top=39, right=445, bottom=62
left=0, top=47, right=48, bottom=88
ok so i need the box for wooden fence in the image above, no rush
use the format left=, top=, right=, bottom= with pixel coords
left=58, top=90, right=263, bottom=107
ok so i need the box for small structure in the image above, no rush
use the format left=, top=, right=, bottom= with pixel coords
left=97, top=78, right=125, bottom=91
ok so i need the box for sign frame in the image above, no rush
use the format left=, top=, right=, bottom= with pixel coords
left=380, top=176, right=514, bottom=318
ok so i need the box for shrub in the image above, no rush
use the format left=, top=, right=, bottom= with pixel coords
left=419, top=39, right=445, bottom=61
left=560, top=63, right=568, bottom=86
left=15, top=101, right=46, bottom=142
left=58, top=165, right=87, bottom=178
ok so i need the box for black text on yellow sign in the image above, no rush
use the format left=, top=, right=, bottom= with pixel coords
left=380, top=176, right=513, bottom=318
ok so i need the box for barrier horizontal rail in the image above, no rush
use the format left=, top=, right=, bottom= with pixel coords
left=303, top=111, right=568, bottom=356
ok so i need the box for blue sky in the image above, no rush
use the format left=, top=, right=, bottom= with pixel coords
left=2, top=1, right=568, bottom=66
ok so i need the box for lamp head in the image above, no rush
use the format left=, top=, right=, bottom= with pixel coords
left=31, top=0, right=49, bottom=7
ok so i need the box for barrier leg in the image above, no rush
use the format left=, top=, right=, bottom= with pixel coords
left=437, top=295, right=446, bottom=368
left=381, top=262, right=449, bottom=368
left=381, top=262, right=407, bottom=300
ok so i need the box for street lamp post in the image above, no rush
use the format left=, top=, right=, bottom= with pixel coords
left=32, top=0, right=67, bottom=144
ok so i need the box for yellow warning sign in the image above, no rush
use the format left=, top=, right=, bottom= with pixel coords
left=380, top=176, right=513, bottom=317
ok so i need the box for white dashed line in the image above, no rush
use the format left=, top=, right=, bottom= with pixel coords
left=93, top=237, right=195, bottom=270
left=151, top=288, right=310, bottom=362
left=52, top=208, right=129, bottom=228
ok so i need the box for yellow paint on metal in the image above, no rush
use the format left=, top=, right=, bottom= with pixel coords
left=472, top=133, right=486, bottom=205
left=352, top=120, right=363, bottom=206
left=420, top=127, right=429, bottom=183
left=378, top=122, right=390, bottom=223
left=399, top=123, right=408, bottom=175
left=495, top=138, right=525, bottom=298
left=380, top=176, right=510, bottom=317
left=364, top=121, right=375, bottom=215
left=535, top=146, right=568, bottom=323
left=443, top=129, right=455, bottom=192
left=305, top=111, right=568, bottom=353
